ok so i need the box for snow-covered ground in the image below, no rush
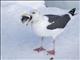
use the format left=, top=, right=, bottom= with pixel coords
left=1, top=1, right=80, bottom=60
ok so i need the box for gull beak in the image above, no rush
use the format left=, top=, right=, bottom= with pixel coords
left=21, top=13, right=32, bottom=26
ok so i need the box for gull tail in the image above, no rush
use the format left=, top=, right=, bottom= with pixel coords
left=68, top=8, right=76, bottom=16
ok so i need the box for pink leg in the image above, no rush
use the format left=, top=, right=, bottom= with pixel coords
left=33, top=37, right=46, bottom=52
left=47, top=40, right=55, bottom=59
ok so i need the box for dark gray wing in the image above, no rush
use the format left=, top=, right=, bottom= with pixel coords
left=44, top=14, right=61, bottom=23
left=46, top=14, right=71, bottom=30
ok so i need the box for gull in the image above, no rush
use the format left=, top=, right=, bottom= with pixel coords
left=21, top=8, right=77, bottom=58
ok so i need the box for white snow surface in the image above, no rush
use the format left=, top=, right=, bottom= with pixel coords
left=1, top=1, right=80, bottom=60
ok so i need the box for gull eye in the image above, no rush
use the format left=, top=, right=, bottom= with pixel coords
left=32, top=12, right=36, bottom=14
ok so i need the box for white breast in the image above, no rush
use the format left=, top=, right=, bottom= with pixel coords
left=32, top=19, right=50, bottom=37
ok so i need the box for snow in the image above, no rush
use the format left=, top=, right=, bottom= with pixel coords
left=1, top=1, right=80, bottom=60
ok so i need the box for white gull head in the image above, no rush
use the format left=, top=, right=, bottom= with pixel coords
left=21, top=9, right=42, bottom=26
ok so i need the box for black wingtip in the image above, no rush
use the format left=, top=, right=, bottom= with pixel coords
left=69, top=8, right=76, bottom=16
